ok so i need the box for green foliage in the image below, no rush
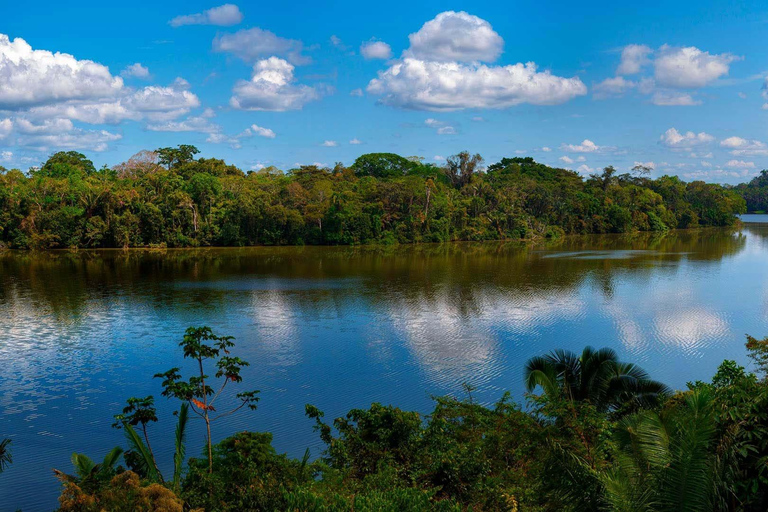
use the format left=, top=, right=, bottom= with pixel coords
left=49, top=332, right=768, bottom=512
left=524, top=346, right=670, bottom=413
left=0, top=149, right=746, bottom=249
left=0, top=438, right=11, bottom=474
left=155, top=326, right=259, bottom=473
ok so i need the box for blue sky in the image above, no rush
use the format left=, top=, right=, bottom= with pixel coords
left=1, top=0, right=768, bottom=183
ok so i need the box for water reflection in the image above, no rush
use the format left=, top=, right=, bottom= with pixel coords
left=1, top=225, right=767, bottom=511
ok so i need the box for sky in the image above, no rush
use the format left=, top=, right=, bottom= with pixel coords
left=1, top=0, right=768, bottom=183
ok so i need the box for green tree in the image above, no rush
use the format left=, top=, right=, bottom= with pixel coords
left=155, top=327, right=259, bottom=473
left=524, top=346, right=669, bottom=413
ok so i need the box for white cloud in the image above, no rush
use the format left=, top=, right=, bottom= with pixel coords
left=249, top=124, right=276, bottom=138
left=121, top=63, right=150, bottom=79
left=738, top=91, right=747, bottom=99
left=471, top=116, right=484, bottom=122
left=360, top=40, right=392, bottom=60
left=213, top=28, right=309, bottom=64
left=407, top=11, right=503, bottom=63
left=146, top=115, right=218, bottom=133
left=560, top=156, right=574, bottom=164
left=424, top=118, right=441, bottom=127
left=719, top=136, right=768, bottom=156
left=659, top=128, right=714, bottom=148
left=368, top=59, right=586, bottom=111
left=654, top=45, right=739, bottom=88
left=0, top=34, right=123, bottom=110
left=633, top=161, right=656, bottom=170
left=230, top=57, right=322, bottom=111
left=576, top=164, right=594, bottom=174
left=321, top=140, right=338, bottom=147
left=561, top=139, right=600, bottom=153
left=617, top=44, right=652, bottom=75
left=15, top=118, right=121, bottom=151
left=0, top=150, right=11, bottom=162
left=0, top=118, right=11, bottom=139
left=170, top=4, right=243, bottom=27
left=437, top=126, right=456, bottom=135
left=651, top=90, right=700, bottom=106
left=349, top=138, right=362, bottom=144
left=726, top=159, right=755, bottom=168
left=330, top=35, right=345, bottom=49
left=349, top=88, right=364, bottom=97
left=720, top=136, right=762, bottom=149
left=367, top=12, right=584, bottom=111
left=434, top=155, right=446, bottom=161
left=593, top=76, right=635, bottom=98
left=541, top=146, right=551, bottom=152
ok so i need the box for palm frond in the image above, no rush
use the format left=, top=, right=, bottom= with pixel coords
left=172, top=403, right=189, bottom=491
left=124, top=424, right=160, bottom=482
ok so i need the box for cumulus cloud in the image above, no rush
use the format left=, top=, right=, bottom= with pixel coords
left=0, top=118, right=11, bottom=139
left=593, top=76, right=636, bottom=98
left=366, top=12, right=584, bottom=111
left=349, top=88, right=364, bottom=97
left=146, top=115, right=218, bottom=133
left=349, top=138, right=362, bottom=144
left=230, top=57, right=322, bottom=111
left=561, top=139, right=600, bottom=153
left=15, top=118, right=121, bottom=151
left=321, top=140, right=338, bottom=147
left=633, top=161, right=656, bottom=170
left=659, top=128, right=715, bottom=148
left=725, top=159, right=755, bottom=168
left=650, top=90, right=700, bottom=106
left=121, top=63, right=150, bottom=79
left=407, top=11, right=503, bottom=63
left=599, top=44, right=740, bottom=106
left=720, top=136, right=764, bottom=149
left=617, top=44, right=652, bottom=75
left=368, top=59, right=586, bottom=111
left=360, top=40, right=392, bottom=60
left=0, top=34, right=123, bottom=110
left=654, top=45, right=739, bottom=88
left=213, top=28, right=309, bottom=65
left=170, top=4, right=243, bottom=27
left=0, top=150, right=11, bottom=162
left=541, top=146, right=551, bottom=152
left=560, top=156, right=574, bottom=164
left=249, top=124, right=276, bottom=138
left=0, top=34, right=204, bottom=151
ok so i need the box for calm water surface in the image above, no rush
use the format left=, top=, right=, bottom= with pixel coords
left=2, top=221, right=768, bottom=510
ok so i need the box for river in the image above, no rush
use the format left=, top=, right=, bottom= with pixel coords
left=2, top=218, right=768, bottom=510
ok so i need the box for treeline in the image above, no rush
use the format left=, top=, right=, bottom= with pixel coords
left=0, top=146, right=747, bottom=249
left=736, top=170, right=768, bottom=213
left=27, top=328, right=768, bottom=511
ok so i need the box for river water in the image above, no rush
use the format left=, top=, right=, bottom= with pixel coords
left=2, top=218, right=768, bottom=510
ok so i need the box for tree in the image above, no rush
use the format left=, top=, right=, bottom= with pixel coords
left=112, top=396, right=162, bottom=482
left=0, top=438, right=11, bottom=474
left=444, top=151, right=483, bottom=188
left=54, top=447, right=124, bottom=494
left=524, top=346, right=669, bottom=413
left=36, top=151, right=96, bottom=178
left=156, top=145, right=200, bottom=170
left=600, top=388, right=718, bottom=511
left=352, top=153, right=416, bottom=178
left=155, top=327, right=259, bottom=473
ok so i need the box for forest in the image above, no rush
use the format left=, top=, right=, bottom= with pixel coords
left=3, top=328, right=768, bottom=511
left=736, top=170, right=768, bottom=213
left=0, top=146, right=749, bottom=249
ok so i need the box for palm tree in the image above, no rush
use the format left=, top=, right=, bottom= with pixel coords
left=0, top=438, right=11, bottom=474
left=524, top=346, right=669, bottom=412
left=54, top=447, right=123, bottom=493
left=600, top=388, right=719, bottom=511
